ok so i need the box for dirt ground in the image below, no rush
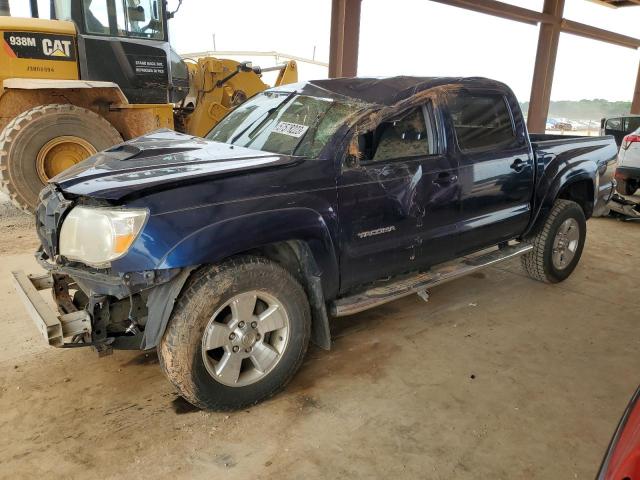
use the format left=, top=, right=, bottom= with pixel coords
left=0, top=198, right=638, bottom=479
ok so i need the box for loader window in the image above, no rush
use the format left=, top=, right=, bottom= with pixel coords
left=83, top=0, right=164, bottom=40
left=53, top=0, right=72, bottom=20
left=83, top=0, right=110, bottom=34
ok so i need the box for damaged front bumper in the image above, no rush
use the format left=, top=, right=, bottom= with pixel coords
left=12, top=253, right=195, bottom=354
left=11, top=271, right=92, bottom=347
left=16, top=184, right=196, bottom=354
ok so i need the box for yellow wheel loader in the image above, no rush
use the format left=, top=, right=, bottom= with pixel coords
left=0, top=0, right=297, bottom=211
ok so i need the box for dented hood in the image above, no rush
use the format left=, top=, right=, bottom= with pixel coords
left=51, top=130, right=299, bottom=201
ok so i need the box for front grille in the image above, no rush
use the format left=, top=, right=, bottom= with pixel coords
left=35, top=185, right=73, bottom=260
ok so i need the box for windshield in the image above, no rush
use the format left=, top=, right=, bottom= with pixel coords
left=206, top=91, right=362, bottom=157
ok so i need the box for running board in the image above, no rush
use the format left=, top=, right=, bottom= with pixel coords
left=331, top=243, right=533, bottom=317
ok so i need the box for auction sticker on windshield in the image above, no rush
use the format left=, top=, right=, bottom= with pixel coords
left=273, top=122, right=309, bottom=138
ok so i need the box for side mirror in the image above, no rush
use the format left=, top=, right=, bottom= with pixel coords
left=344, top=154, right=359, bottom=169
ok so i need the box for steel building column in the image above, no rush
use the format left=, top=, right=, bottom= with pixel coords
left=527, top=0, right=565, bottom=133
left=632, top=61, right=640, bottom=114
left=329, top=0, right=362, bottom=78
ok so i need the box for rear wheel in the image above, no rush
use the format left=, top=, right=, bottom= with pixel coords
left=158, top=256, right=311, bottom=411
left=0, top=104, right=123, bottom=211
left=521, top=199, right=586, bottom=283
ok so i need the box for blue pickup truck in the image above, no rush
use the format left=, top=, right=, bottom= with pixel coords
left=12, top=76, right=617, bottom=410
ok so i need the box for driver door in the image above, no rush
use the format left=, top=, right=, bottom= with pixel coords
left=337, top=104, right=460, bottom=292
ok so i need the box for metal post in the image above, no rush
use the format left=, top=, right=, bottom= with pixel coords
left=527, top=0, right=565, bottom=133
left=30, top=0, right=39, bottom=17
left=329, top=0, right=362, bottom=78
left=0, top=0, right=10, bottom=17
left=632, top=60, right=640, bottom=115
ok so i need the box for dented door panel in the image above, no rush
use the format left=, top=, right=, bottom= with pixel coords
left=337, top=152, right=459, bottom=292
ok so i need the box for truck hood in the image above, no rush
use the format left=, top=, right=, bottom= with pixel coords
left=51, top=129, right=300, bottom=201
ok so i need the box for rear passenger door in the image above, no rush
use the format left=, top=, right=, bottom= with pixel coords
left=446, top=91, right=534, bottom=256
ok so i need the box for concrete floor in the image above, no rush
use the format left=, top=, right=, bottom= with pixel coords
left=0, top=202, right=638, bottom=479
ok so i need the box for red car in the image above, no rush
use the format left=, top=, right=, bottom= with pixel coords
left=598, top=386, right=640, bottom=479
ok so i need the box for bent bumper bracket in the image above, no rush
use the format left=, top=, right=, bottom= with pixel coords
left=11, top=271, right=91, bottom=347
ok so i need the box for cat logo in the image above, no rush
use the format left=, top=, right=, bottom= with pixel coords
left=42, top=38, right=72, bottom=58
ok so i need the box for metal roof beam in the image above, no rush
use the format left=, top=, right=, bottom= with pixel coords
left=560, top=19, right=640, bottom=48
left=430, top=0, right=640, bottom=48
left=429, top=0, right=553, bottom=26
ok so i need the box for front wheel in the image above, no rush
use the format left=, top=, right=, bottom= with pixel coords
left=521, top=199, right=586, bottom=283
left=158, top=256, right=311, bottom=411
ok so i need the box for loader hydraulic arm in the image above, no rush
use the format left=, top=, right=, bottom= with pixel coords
left=182, top=58, right=297, bottom=138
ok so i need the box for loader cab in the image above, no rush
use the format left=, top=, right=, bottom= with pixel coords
left=55, top=0, right=189, bottom=104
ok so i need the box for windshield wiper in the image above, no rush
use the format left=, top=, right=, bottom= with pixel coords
left=230, top=91, right=297, bottom=144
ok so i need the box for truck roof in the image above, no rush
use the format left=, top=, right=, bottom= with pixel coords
left=275, top=76, right=511, bottom=106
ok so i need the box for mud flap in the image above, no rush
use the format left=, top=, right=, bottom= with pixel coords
left=141, top=267, right=196, bottom=350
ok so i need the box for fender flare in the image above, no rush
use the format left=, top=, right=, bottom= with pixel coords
left=155, top=207, right=339, bottom=295
left=525, top=166, right=596, bottom=236
left=140, top=208, right=339, bottom=350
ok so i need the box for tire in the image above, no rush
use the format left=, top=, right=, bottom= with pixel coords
left=0, top=104, right=123, bottom=212
left=521, top=199, right=586, bottom=283
left=158, top=256, right=311, bottom=411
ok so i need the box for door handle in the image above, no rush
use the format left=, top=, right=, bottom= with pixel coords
left=510, top=158, right=527, bottom=172
left=433, top=172, right=458, bottom=185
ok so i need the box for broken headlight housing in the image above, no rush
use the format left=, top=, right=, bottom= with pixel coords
left=59, top=207, right=148, bottom=268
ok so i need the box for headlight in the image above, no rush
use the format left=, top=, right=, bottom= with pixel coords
left=59, top=207, right=148, bottom=267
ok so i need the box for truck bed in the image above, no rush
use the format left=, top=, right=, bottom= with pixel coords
left=529, top=133, right=618, bottom=220
left=529, top=133, right=614, bottom=147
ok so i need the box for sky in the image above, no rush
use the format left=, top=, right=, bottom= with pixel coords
left=165, top=0, right=640, bottom=103
left=10, top=0, right=640, bottom=103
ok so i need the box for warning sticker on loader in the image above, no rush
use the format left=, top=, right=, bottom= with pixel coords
left=128, top=55, right=168, bottom=84
left=2, top=32, right=76, bottom=61
left=272, top=122, right=309, bottom=138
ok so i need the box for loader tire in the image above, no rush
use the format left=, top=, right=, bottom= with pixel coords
left=0, top=104, right=123, bottom=212
left=521, top=199, right=586, bottom=284
left=158, top=256, right=311, bottom=411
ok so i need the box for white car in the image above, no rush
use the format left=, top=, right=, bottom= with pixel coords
left=616, top=127, right=640, bottom=196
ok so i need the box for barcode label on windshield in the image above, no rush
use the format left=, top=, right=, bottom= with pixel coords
left=273, top=122, right=309, bottom=138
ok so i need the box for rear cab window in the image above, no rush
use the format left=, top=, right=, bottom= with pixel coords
left=448, top=92, right=517, bottom=151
